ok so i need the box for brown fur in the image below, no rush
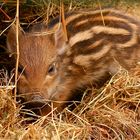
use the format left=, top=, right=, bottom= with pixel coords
left=7, top=9, right=140, bottom=115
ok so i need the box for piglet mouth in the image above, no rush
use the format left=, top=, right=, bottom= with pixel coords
left=23, top=100, right=48, bottom=109
left=20, top=95, right=52, bottom=116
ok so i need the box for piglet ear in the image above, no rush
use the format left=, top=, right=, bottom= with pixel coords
left=7, top=24, right=24, bottom=54
left=54, top=23, right=68, bottom=55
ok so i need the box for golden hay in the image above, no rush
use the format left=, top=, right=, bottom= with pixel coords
left=0, top=1, right=140, bottom=139
left=0, top=68, right=140, bottom=139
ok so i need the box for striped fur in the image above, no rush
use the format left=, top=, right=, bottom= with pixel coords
left=7, top=9, right=140, bottom=115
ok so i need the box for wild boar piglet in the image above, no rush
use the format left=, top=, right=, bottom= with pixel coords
left=7, top=9, right=140, bottom=115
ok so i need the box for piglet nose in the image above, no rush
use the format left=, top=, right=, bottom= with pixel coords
left=24, top=95, right=48, bottom=109
left=31, top=95, right=45, bottom=101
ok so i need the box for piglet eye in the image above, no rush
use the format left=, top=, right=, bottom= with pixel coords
left=48, top=63, right=56, bottom=75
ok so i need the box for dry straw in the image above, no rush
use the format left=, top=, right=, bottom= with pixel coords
left=0, top=0, right=140, bottom=139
